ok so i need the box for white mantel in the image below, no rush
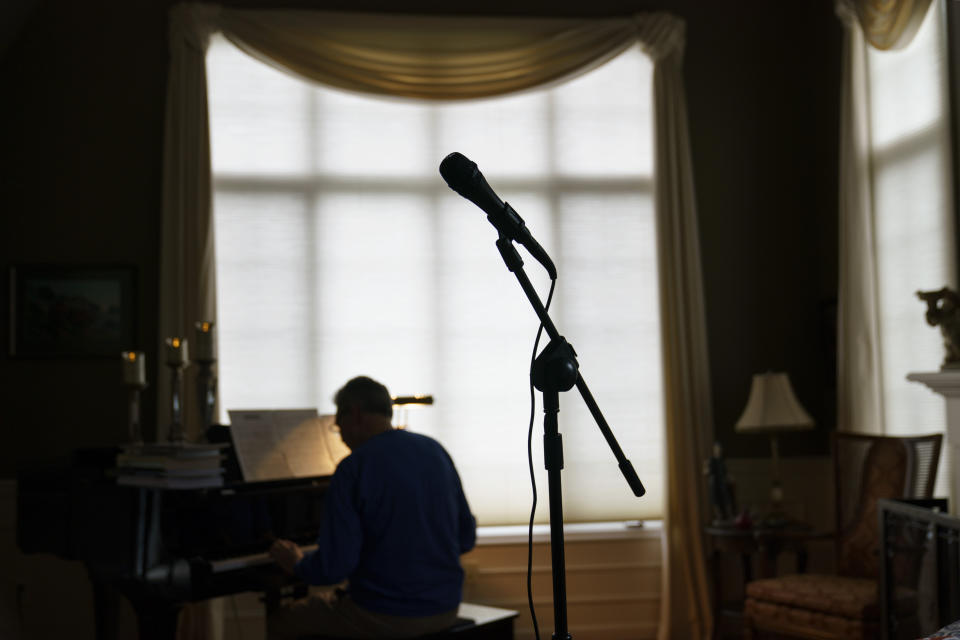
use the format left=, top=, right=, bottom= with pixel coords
left=907, top=370, right=960, bottom=397
left=907, top=370, right=960, bottom=514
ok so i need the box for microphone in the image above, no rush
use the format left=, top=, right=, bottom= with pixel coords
left=439, top=152, right=557, bottom=280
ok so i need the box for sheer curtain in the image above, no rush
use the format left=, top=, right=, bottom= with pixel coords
left=162, top=6, right=713, bottom=636
left=837, top=0, right=955, bottom=498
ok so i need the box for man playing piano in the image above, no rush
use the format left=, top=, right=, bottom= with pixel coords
left=268, top=376, right=477, bottom=639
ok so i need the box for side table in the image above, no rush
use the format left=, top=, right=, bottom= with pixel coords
left=705, top=522, right=818, bottom=639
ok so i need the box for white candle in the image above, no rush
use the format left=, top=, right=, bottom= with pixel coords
left=165, top=337, right=188, bottom=366
left=121, top=351, right=146, bottom=386
left=194, top=321, right=216, bottom=362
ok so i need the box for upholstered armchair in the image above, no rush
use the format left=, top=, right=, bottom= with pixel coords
left=742, top=432, right=942, bottom=639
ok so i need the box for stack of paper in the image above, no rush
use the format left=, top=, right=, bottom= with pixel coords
left=115, top=442, right=229, bottom=489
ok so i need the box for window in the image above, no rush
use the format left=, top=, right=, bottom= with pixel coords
left=866, top=0, right=954, bottom=491
left=207, top=35, right=663, bottom=524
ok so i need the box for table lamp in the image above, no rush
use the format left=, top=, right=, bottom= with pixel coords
left=735, top=372, right=814, bottom=515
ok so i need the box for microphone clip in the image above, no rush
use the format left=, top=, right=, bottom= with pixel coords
left=495, top=233, right=525, bottom=274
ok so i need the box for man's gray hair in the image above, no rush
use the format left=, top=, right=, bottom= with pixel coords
left=334, top=376, right=393, bottom=418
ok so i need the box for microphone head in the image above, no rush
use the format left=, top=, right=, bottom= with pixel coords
left=439, top=152, right=478, bottom=197
left=438, top=152, right=554, bottom=277
left=438, top=152, right=504, bottom=214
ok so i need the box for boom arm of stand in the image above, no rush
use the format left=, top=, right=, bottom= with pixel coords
left=575, top=375, right=645, bottom=497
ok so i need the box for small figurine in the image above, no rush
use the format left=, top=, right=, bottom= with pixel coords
left=918, top=287, right=960, bottom=369
left=705, top=441, right=736, bottom=524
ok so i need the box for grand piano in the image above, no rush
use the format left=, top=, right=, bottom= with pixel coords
left=17, top=443, right=330, bottom=640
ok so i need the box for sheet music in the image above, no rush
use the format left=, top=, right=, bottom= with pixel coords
left=227, top=409, right=350, bottom=482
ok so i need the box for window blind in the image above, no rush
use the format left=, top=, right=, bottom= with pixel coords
left=208, top=35, right=663, bottom=524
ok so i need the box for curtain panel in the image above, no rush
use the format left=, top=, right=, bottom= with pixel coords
left=836, top=1, right=885, bottom=435
left=161, top=5, right=714, bottom=636
left=158, top=4, right=219, bottom=446
left=640, top=18, right=714, bottom=640
left=835, top=0, right=943, bottom=438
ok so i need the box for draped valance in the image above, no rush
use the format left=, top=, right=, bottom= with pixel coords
left=169, top=6, right=686, bottom=100
left=840, top=0, right=933, bottom=50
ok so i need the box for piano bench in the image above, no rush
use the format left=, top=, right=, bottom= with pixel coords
left=299, top=602, right=518, bottom=640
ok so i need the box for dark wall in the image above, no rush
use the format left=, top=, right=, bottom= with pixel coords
left=0, top=0, right=841, bottom=475
left=682, top=2, right=841, bottom=457
left=0, top=0, right=169, bottom=472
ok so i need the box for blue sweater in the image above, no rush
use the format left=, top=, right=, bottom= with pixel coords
left=294, top=429, right=476, bottom=616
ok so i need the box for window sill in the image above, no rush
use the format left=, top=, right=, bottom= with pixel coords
left=476, top=520, right=662, bottom=545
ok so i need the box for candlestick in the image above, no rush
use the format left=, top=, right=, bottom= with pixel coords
left=196, top=362, right=217, bottom=431
left=121, top=351, right=146, bottom=387
left=165, top=337, right=188, bottom=367
left=164, top=337, right=188, bottom=443
left=194, top=321, right=216, bottom=362
left=169, top=366, right=185, bottom=443
left=120, top=351, right=147, bottom=445
left=127, top=388, right=144, bottom=445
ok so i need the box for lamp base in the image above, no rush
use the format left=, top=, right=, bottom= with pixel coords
left=761, top=480, right=790, bottom=527
left=763, top=440, right=791, bottom=527
left=770, top=479, right=783, bottom=510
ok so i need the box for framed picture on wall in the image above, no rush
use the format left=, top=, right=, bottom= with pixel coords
left=8, top=265, right=136, bottom=358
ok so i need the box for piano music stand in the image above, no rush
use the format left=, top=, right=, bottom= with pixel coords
left=492, top=232, right=645, bottom=640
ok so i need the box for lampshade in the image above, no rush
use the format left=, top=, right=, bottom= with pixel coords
left=735, top=372, right=814, bottom=433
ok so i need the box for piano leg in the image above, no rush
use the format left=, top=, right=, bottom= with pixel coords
left=89, top=571, right=182, bottom=640
left=127, top=595, right=182, bottom=640
left=89, top=574, right=121, bottom=640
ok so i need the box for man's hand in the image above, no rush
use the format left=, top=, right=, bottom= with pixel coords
left=269, top=539, right=304, bottom=575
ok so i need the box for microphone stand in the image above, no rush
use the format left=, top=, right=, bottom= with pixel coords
left=493, top=233, right=645, bottom=640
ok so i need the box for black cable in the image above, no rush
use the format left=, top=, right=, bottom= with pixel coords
left=527, top=278, right=556, bottom=640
